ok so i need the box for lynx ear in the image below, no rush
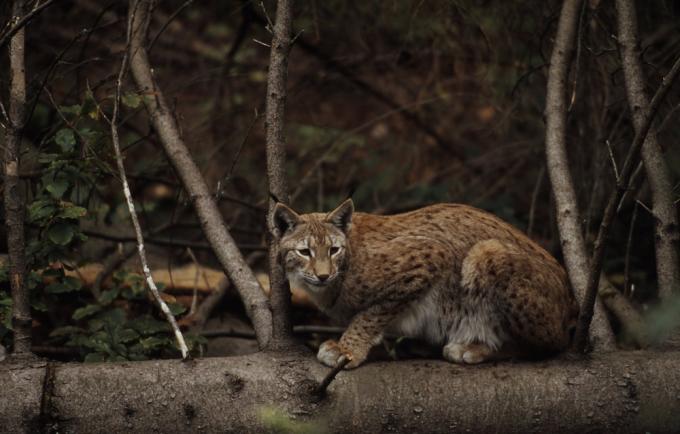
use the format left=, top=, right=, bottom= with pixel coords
left=271, top=203, right=300, bottom=237
left=326, top=198, right=354, bottom=233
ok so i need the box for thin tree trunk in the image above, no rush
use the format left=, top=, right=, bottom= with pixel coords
left=3, top=352, right=680, bottom=433
left=264, top=0, right=295, bottom=349
left=544, top=0, right=616, bottom=350
left=127, top=0, right=272, bottom=348
left=3, top=0, right=31, bottom=357
left=616, top=0, right=680, bottom=302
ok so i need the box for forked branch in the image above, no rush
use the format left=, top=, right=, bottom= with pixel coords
left=544, top=0, right=615, bottom=351
left=127, top=0, right=272, bottom=348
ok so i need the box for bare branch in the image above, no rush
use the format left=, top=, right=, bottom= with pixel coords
left=264, top=0, right=295, bottom=349
left=126, top=0, right=272, bottom=348
left=544, top=0, right=616, bottom=351
left=573, top=51, right=680, bottom=352
left=616, top=0, right=680, bottom=302
left=0, top=0, right=59, bottom=52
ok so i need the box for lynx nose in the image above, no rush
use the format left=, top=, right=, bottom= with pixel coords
left=317, top=273, right=330, bottom=282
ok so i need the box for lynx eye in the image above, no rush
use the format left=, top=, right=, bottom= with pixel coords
left=329, top=246, right=340, bottom=255
left=297, top=248, right=311, bottom=257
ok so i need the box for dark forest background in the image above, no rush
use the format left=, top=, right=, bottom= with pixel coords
left=1, top=0, right=679, bottom=361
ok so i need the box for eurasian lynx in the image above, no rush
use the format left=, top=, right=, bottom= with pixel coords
left=271, top=199, right=577, bottom=368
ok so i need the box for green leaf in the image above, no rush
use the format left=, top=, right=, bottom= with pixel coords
left=121, top=92, right=142, bottom=109
left=129, top=315, right=171, bottom=335
left=55, top=128, right=76, bottom=152
left=119, top=328, right=140, bottom=343
left=47, top=222, right=75, bottom=245
left=168, top=302, right=186, bottom=316
left=58, top=204, right=87, bottom=220
left=97, top=288, right=120, bottom=306
left=50, top=326, right=85, bottom=337
left=27, top=199, right=56, bottom=223
left=45, top=177, right=69, bottom=199
left=73, top=304, right=102, bottom=320
left=44, top=276, right=83, bottom=294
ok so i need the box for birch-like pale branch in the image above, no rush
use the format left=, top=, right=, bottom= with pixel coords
left=106, top=4, right=188, bottom=359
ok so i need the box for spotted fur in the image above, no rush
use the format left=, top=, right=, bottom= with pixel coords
left=271, top=199, right=578, bottom=368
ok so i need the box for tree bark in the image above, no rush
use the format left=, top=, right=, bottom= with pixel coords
left=3, top=0, right=32, bottom=357
left=264, top=0, right=295, bottom=349
left=616, top=0, right=680, bottom=301
left=127, top=0, right=272, bottom=348
left=2, top=351, right=680, bottom=433
left=544, top=0, right=616, bottom=350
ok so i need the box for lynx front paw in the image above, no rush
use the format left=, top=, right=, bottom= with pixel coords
left=317, top=340, right=356, bottom=368
left=443, top=342, right=493, bottom=364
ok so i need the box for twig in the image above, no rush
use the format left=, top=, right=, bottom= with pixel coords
left=106, top=2, right=188, bottom=359
left=83, top=230, right=266, bottom=252
left=527, top=165, right=545, bottom=237
left=185, top=247, right=201, bottom=316
left=313, top=356, right=351, bottom=396
left=605, top=140, right=620, bottom=181
left=623, top=203, right=638, bottom=298
left=148, top=0, right=195, bottom=52
left=0, top=0, right=59, bottom=52
left=573, top=52, right=680, bottom=352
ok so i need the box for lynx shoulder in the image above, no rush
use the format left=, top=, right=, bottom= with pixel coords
left=271, top=199, right=577, bottom=368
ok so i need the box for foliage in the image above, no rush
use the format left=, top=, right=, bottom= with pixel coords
left=49, top=270, right=205, bottom=362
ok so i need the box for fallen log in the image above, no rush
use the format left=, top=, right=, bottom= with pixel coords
left=2, top=351, right=679, bottom=433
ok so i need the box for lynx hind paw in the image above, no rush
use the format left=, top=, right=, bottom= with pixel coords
left=443, top=342, right=493, bottom=365
left=317, top=340, right=354, bottom=368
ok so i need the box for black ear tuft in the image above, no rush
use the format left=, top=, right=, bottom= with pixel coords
left=270, top=203, right=300, bottom=237
left=326, top=198, right=354, bottom=233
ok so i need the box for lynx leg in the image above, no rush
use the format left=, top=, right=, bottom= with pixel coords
left=460, top=239, right=575, bottom=355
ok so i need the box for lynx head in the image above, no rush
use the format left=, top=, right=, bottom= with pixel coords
left=270, top=199, right=354, bottom=292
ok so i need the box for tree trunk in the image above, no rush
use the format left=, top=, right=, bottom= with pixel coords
left=264, top=0, right=295, bottom=349
left=2, top=351, right=680, bottom=433
left=126, top=0, right=273, bottom=348
left=4, top=0, right=31, bottom=357
left=616, top=0, right=680, bottom=301
left=543, top=0, right=616, bottom=350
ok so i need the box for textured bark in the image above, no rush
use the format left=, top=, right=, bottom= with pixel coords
left=544, top=0, right=615, bottom=350
left=264, top=0, right=295, bottom=348
left=3, top=0, right=32, bottom=356
left=127, top=0, right=272, bottom=348
left=2, top=352, right=680, bottom=433
left=616, top=0, right=680, bottom=301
